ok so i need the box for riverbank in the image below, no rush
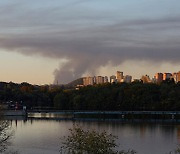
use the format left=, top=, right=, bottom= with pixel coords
left=3, top=110, right=27, bottom=116
left=27, top=110, right=180, bottom=120
left=4, top=110, right=180, bottom=119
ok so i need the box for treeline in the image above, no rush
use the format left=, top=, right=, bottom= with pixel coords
left=0, top=80, right=180, bottom=111
left=0, top=82, right=62, bottom=108
left=54, top=80, right=180, bottom=111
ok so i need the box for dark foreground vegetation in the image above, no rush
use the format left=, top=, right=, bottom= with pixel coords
left=60, top=125, right=180, bottom=154
left=60, top=125, right=136, bottom=154
left=0, top=80, right=180, bottom=111
left=61, top=126, right=180, bottom=154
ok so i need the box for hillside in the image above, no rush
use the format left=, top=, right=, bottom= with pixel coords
left=65, top=78, right=83, bottom=88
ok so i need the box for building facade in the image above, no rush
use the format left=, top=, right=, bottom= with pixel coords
left=116, top=71, right=123, bottom=82
left=95, top=76, right=104, bottom=84
left=110, top=75, right=116, bottom=83
left=124, top=75, right=132, bottom=83
left=83, top=77, right=94, bottom=86
left=155, top=73, right=163, bottom=83
left=163, top=73, right=172, bottom=80
left=104, top=76, right=108, bottom=83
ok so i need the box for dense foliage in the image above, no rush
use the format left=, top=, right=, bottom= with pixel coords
left=0, top=80, right=180, bottom=111
left=54, top=80, right=180, bottom=111
left=0, top=82, right=61, bottom=109
left=60, top=126, right=135, bottom=154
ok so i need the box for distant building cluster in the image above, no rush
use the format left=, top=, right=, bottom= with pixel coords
left=83, top=71, right=132, bottom=86
left=83, top=76, right=109, bottom=86
left=153, top=72, right=180, bottom=84
left=141, top=71, right=180, bottom=84
left=82, top=71, right=180, bottom=86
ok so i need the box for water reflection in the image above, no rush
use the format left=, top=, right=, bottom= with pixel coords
left=177, top=126, right=180, bottom=145
left=5, top=115, right=180, bottom=154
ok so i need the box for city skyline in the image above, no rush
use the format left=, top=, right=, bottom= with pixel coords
left=82, top=70, right=180, bottom=86
left=0, top=0, right=180, bottom=84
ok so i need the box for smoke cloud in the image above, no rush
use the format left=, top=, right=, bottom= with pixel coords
left=0, top=0, right=180, bottom=83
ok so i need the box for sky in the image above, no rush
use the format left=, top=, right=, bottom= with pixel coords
left=0, top=0, right=180, bottom=84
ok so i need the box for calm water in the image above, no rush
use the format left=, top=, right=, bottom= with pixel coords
left=6, top=114, right=180, bottom=154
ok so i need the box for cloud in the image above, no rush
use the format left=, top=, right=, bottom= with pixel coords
left=0, top=0, right=180, bottom=83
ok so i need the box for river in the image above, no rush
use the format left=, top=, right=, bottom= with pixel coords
left=6, top=113, right=180, bottom=154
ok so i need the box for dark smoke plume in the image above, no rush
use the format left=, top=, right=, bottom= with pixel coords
left=0, top=0, right=180, bottom=83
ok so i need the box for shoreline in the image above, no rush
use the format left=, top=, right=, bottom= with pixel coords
left=3, top=110, right=180, bottom=120
left=27, top=110, right=180, bottom=120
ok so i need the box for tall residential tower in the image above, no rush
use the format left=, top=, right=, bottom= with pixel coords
left=116, top=71, right=123, bottom=83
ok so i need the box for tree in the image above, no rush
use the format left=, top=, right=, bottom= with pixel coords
left=54, top=93, right=68, bottom=109
left=60, top=126, right=136, bottom=154
left=0, top=109, right=12, bottom=153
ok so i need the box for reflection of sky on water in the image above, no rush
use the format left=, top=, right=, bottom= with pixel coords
left=10, top=120, right=72, bottom=154
left=7, top=118, right=180, bottom=154
left=177, top=125, right=180, bottom=145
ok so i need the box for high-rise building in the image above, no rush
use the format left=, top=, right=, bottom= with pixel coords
left=172, top=73, right=178, bottom=83
left=83, top=77, right=94, bottom=86
left=177, top=71, right=180, bottom=83
left=104, top=76, right=109, bottom=83
left=110, top=75, right=116, bottom=83
left=172, top=71, right=180, bottom=83
left=95, top=76, right=104, bottom=84
left=163, top=73, right=172, bottom=80
left=124, top=75, right=132, bottom=83
left=116, top=71, right=123, bottom=82
left=155, top=73, right=163, bottom=83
